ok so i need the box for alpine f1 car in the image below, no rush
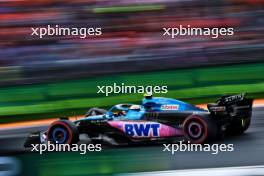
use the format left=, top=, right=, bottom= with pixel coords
left=24, top=93, right=253, bottom=147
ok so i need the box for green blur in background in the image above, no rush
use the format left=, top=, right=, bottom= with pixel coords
left=0, top=63, right=263, bottom=123
left=18, top=147, right=171, bottom=176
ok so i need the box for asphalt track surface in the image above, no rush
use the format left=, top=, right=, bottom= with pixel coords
left=0, top=107, right=264, bottom=171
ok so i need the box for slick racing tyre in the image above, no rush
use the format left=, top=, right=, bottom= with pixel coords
left=228, top=117, right=251, bottom=135
left=183, top=115, right=217, bottom=144
left=47, top=120, right=79, bottom=144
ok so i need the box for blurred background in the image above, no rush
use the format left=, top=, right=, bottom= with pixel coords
left=0, top=1, right=264, bottom=176
left=0, top=0, right=264, bottom=123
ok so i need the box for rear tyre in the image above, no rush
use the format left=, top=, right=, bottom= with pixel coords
left=228, top=117, right=251, bottom=135
left=183, top=115, right=217, bottom=143
left=47, top=120, right=79, bottom=144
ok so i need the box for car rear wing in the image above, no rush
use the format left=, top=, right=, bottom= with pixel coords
left=218, top=93, right=246, bottom=105
left=208, top=93, right=253, bottom=117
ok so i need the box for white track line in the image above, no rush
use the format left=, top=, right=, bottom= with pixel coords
left=118, top=165, right=264, bottom=176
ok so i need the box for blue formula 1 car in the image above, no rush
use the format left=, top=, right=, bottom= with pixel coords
left=24, top=94, right=253, bottom=147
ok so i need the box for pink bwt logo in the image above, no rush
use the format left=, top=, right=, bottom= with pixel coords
left=124, top=123, right=160, bottom=137
left=108, top=121, right=183, bottom=138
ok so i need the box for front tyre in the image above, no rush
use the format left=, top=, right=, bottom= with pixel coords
left=183, top=115, right=217, bottom=143
left=47, top=120, right=79, bottom=144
